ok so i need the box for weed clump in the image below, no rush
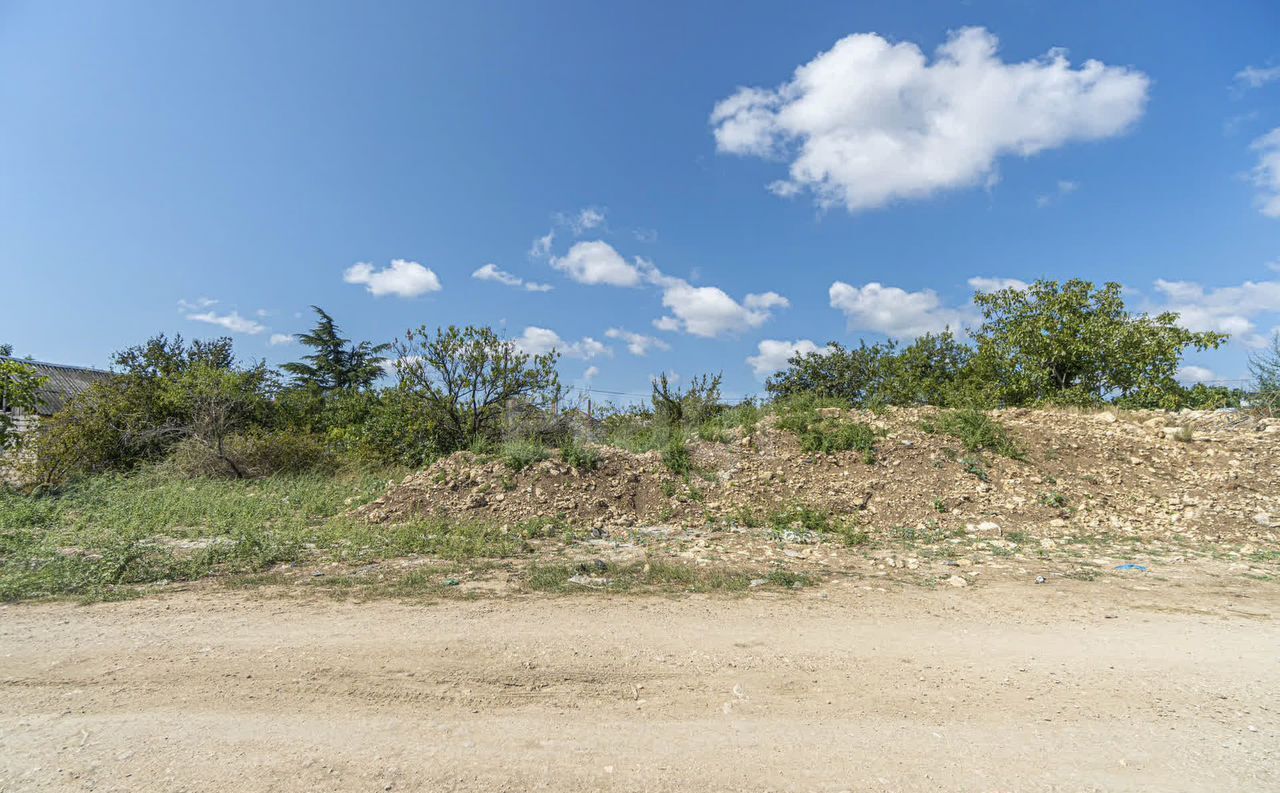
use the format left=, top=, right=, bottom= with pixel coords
left=559, top=438, right=601, bottom=472
left=774, top=396, right=879, bottom=462
left=922, top=409, right=1023, bottom=459
left=500, top=439, right=550, bottom=472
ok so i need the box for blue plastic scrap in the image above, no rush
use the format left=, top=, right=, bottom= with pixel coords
left=1114, top=564, right=1148, bottom=572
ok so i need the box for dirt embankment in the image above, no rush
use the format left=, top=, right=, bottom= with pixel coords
left=359, top=407, right=1280, bottom=545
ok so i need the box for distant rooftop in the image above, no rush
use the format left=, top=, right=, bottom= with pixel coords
left=1, top=357, right=113, bottom=415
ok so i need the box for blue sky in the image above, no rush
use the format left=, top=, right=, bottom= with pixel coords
left=2, top=0, right=1279, bottom=401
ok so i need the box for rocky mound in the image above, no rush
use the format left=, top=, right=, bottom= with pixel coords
left=357, top=407, right=1280, bottom=544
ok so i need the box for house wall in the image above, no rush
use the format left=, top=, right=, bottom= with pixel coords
left=1, top=409, right=39, bottom=484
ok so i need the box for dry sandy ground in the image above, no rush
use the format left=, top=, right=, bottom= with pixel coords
left=2, top=577, right=1278, bottom=792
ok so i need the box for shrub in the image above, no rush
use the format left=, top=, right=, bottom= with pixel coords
left=165, top=431, right=334, bottom=479
left=661, top=433, right=692, bottom=476
left=766, top=331, right=976, bottom=408
left=500, top=438, right=550, bottom=472
left=971, top=279, right=1227, bottom=407
left=560, top=438, right=601, bottom=472
left=923, top=409, right=1023, bottom=460
left=393, top=325, right=560, bottom=453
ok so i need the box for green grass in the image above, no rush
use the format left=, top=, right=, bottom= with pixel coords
left=767, top=505, right=869, bottom=547
left=559, top=439, right=601, bottom=472
left=524, top=557, right=810, bottom=594
left=922, top=409, right=1024, bottom=460
left=500, top=438, right=550, bottom=472
left=774, top=397, right=878, bottom=461
left=0, top=468, right=567, bottom=602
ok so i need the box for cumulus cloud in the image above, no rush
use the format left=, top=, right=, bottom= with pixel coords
left=967, top=276, right=1029, bottom=293
left=550, top=240, right=644, bottom=287
left=653, top=278, right=790, bottom=338
left=1235, top=65, right=1280, bottom=90
left=583, top=365, right=600, bottom=382
left=1152, top=278, right=1280, bottom=347
left=472, top=263, right=552, bottom=292
left=269, top=333, right=294, bottom=346
left=711, top=27, right=1149, bottom=211
left=186, top=310, right=266, bottom=335
left=1176, top=365, right=1219, bottom=385
left=344, top=259, right=442, bottom=298
left=747, top=339, right=833, bottom=378
left=514, top=326, right=610, bottom=360
left=605, top=328, right=671, bottom=356
left=1250, top=127, right=1280, bottom=218
left=829, top=281, right=970, bottom=338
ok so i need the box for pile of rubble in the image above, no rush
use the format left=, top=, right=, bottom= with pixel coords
left=357, top=407, right=1280, bottom=544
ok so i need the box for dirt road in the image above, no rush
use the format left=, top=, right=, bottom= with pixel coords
left=2, top=578, right=1278, bottom=792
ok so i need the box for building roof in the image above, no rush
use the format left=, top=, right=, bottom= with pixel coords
left=1, top=357, right=114, bottom=415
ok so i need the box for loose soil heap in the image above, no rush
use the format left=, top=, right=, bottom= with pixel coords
left=358, top=407, right=1280, bottom=545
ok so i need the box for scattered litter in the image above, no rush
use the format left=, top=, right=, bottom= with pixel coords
left=443, top=578, right=460, bottom=586
left=1034, top=575, right=1047, bottom=584
left=568, top=574, right=610, bottom=588
left=1114, top=564, right=1148, bottom=572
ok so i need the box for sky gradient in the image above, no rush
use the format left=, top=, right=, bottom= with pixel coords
left=2, top=1, right=1279, bottom=401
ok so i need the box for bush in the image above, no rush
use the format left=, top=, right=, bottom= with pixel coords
left=661, top=433, right=692, bottom=476
left=500, top=438, right=549, bottom=472
left=560, top=438, right=601, bottom=472
left=164, top=431, right=334, bottom=479
left=923, top=409, right=1023, bottom=459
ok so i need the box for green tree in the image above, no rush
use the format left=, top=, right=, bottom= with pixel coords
left=971, top=279, right=1227, bottom=407
left=0, top=358, right=46, bottom=452
left=282, top=306, right=389, bottom=392
left=393, top=325, right=560, bottom=451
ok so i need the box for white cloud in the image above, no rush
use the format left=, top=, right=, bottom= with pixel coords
left=654, top=279, right=789, bottom=338
left=605, top=327, right=671, bottom=356
left=529, top=230, right=555, bottom=258
left=829, top=281, right=970, bottom=338
left=1152, top=278, right=1280, bottom=347
left=344, top=259, right=442, bottom=298
left=550, top=240, right=644, bottom=287
left=711, top=27, right=1149, bottom=212
left=1176, top=365, right=1218, bottom=385
left=178, top=297, right=218, bottom=311
left=547, top=238, right=789, bottom=338
left=1250, top=127, right=1280, bottom=218
left=514, top=326, right=610, bottom=360
left=583, top=365, right=600, bottom=382
left=268, top=333, right=294, bottom=346
left=747, top=339, right=832, bottom=378
left=186, top=310, right=266, bottom=335
left=967, top=276, right=1029, bottom=293
left=472, top=263, right=552, bottom=292
left=1035, top=179, right=1079, bottom=208
left=1235, top=65, right=1280, bottom=90
left=566, top=207, right=606, bottom=234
